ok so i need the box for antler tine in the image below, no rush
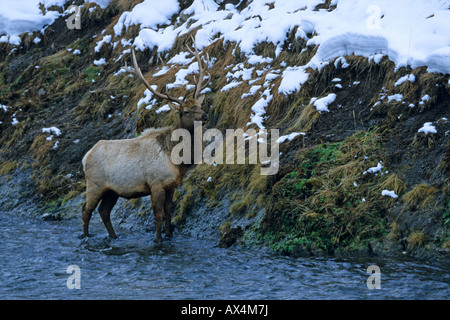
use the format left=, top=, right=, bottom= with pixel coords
left=127, top=48, right=183, bottom=105
left=188, top=35, right=209, bottom=100
left=157, top=52, right=166, bottom=66
left=185, top=41, right=195, bottom=55
left=122, top=60, right=136, bottom=76
left=200, top=52, right=211, bottom=92
left=199, top=73, right=210, bottom=93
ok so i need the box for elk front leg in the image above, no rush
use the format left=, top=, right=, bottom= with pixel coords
left=81, top=202, right=93, bottom=238
left=151, top=187, right=165, bottom=243
left=164, top=188, right=174, bottom=238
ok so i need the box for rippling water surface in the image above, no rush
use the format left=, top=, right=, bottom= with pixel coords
left=1, top=211, right=449, bottom=299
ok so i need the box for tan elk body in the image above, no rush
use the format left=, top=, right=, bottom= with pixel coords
left=82, top=39, right=209, bottom=243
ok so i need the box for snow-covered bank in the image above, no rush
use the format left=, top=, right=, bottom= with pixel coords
left=0, top=0, right=60, bottom=45
left=2, top=0, right=449, bottom=75
left=119, top=0, right=450, bottom=75
left=0, top=0, right=115, bottom=44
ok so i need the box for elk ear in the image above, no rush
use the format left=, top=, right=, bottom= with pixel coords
left=197, top=94, right=206, bottom=105
left=168, top=101, right=181, bottom=112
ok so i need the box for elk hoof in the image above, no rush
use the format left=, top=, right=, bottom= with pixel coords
left=165, top=230, right=173, bottom=238
left=154, top=237, right=163, bottom=244
left=164, top=234, right=173, bottom=241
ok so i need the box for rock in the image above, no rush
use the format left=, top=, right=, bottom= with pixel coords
left=219, top=226, right=243, bottom=248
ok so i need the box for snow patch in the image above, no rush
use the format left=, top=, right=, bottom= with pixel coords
left=247, top=55, right=273, bottom=65
left=113, top=0, right=179, bottom=36
left=167, top=62, right=200, bottom=89
left=313, top=93, right=336, bottom=113
left=152, top=66, right=172, bottom=77
left=364, top=162, right=383, bottom=175
left=387, top=94, right=403, bottom=103
left=93, top=58, right=106, bottom=66
left=419, top=94, right=431, bottom=105
left=382, top=190, right=398, bottom=199
left=137, top=87, right=156, bottom=108
left=221, top=81, right=241, bottom=92
left=394, top=74, right=415, bottom=87
left=278, top=66, right=309, bottom=95
left=227, top=63, right=254, bottom=82
left=42, top=127, right=62, bottom=136
left=167, top=52, right=193, bottom=65
left=418, top=122, right=437, bottom=135
left=247, top=89, right=272, bottom=130
left=276, top=132, right=305, bottom=144
left=94, top=34, right=112, bottom=52
left=241, top=85, right=261, bottom=99
left=0, top=0, right=61, bottom=44
left=156, top=104, right=171, bottom=113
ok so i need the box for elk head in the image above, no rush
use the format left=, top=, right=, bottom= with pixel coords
left=124, top=36, right=210, bottom=131
left=174, top=95, right=208, bottom=131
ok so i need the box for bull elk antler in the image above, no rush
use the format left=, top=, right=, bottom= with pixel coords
left=123, top=49, right=184, bottom=105
left=185, top=35, right=210, bottom=99
left=123, top=35, right=210, bottom=105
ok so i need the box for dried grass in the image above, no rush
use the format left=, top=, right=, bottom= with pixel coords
left=403, top=183, right=439, bottom=209
left=381, top=173, right=407, bottom=197
left=408, top=231, right=426, bottom=248
left=0, top=161, right=18, bottom=176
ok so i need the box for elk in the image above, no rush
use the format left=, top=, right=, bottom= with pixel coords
left=81, top=37, right=209, bottom=243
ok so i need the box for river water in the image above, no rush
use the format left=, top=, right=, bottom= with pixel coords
left=0, top=210, right=449, bottom=300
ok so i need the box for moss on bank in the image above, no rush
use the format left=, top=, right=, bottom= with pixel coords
left=257, top=129, right=393, bottom=255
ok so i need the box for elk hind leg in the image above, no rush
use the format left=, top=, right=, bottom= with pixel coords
left=82, top=188, right=103, bottom=238
left=151, top=186, right=165, bottom=243
left=98, top=191, right=119, bottom=239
